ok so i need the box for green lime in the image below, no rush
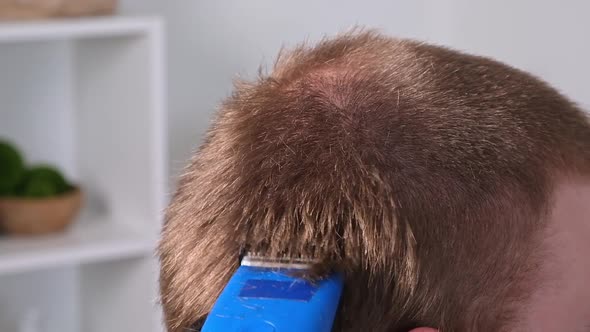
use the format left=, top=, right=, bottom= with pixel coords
left=0, top=140, right=25, bottom=195
left=28, top=165, right=68, bottom=193
left=19, top=177, right=58, bottom=198
left=15, top=165, right=71, bottom=197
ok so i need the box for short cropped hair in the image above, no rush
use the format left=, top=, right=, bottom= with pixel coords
left=158, top=31, right=590, bottom=331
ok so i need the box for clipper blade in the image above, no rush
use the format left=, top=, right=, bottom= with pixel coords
left=241, top=252, right=318, bottom=270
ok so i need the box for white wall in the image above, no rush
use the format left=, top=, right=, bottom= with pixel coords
left=120, top=0, right=590, bottom=179
left=440, top=1, right=590, bottom=109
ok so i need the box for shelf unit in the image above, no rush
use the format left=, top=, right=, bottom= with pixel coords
left=0, top=17, right=166, bottom=332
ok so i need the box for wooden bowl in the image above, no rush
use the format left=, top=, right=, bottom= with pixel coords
left=0, top=187, right=82, bottom=235
left=0, top=0, right=62, bottom=19
left=57, top=0, right=117, bottom=17
left=0, top=0, right=116, bottom=20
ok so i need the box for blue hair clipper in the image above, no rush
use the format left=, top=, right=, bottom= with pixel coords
left=201, top=254, right=344, bottom=332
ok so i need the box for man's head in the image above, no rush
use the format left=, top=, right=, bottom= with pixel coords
left=158, top=31, right=590, bottom=331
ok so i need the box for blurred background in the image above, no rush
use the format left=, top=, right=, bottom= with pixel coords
left=0, top=1, right=588, bottom=331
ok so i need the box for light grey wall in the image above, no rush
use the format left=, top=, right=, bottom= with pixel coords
left=120, top=0, right=590, bottom=181
left=440, top=1, right=590, bottom=108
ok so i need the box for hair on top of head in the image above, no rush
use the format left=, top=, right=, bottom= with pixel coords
left=158, top=30, right=590, bottom=332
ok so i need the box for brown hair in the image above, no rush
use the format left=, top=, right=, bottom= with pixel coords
left=158, top=31, right=590, bottom=331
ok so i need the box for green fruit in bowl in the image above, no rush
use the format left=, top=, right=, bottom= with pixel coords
left=19, top=176, right=58, bottom=198
left=15, top=165, right=72, bottom=198
left=29, top=165, right=69, bottom=193
left=0, top=140, right=25, bottom=196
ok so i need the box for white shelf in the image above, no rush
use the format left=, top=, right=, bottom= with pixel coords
left=0, top=15, right=166, bottom=331
left=0, top=16, right=161, bottom=43
left=0, top=220, right=155, bottom=276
